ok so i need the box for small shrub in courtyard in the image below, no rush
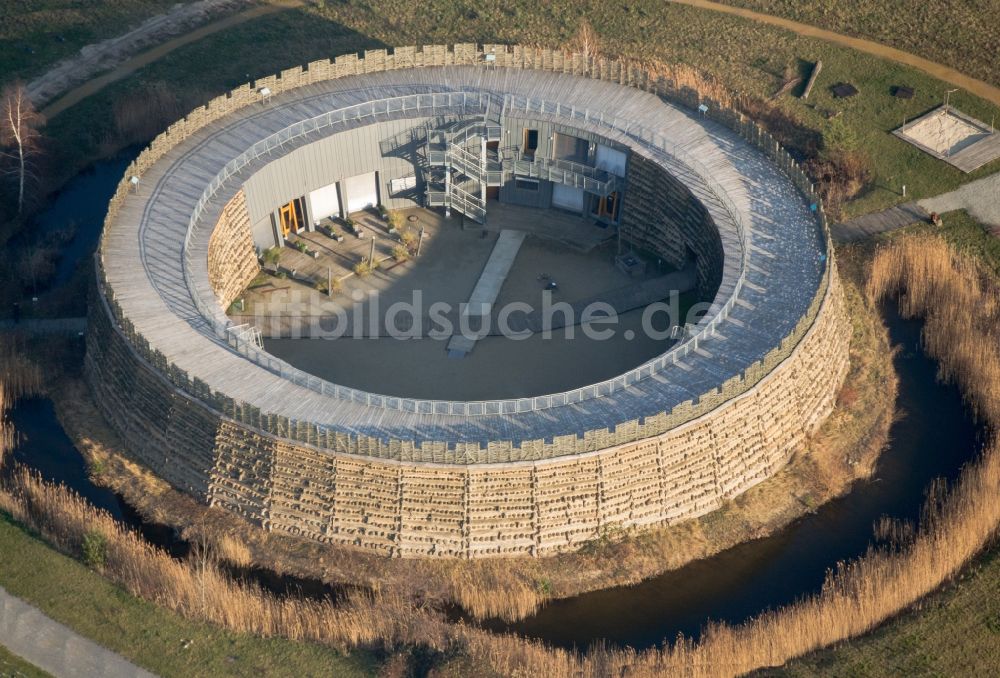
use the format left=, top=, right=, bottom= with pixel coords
left=399, top=227, right=418, bottom=249
left=261, top=247, right=280, bottom=266
left=354, top=259, right=378, bottom=277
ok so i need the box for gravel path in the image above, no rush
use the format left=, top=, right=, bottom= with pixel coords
left=920, top=172, right=1000, bottom=232
left=0, top=587, right=155, bottom=678
left=831, top=202, right=929, bottom=242
left=831, top=170, right=1000, bottom=240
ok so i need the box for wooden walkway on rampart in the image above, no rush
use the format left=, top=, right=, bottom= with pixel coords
left=831, top=202, right=929, bottom=242
left=101, top=66, right=825, bottom=446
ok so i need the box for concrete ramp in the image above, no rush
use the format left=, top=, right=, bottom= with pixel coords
left=446, top=229, right=526, bottom=355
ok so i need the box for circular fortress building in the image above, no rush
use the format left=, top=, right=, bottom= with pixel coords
left=87, top=45, right=850, bottom=558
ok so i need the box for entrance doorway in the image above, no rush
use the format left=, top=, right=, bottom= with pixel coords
left=279, top=198, right=305, bottom=237
left=523, top=129, right=539, bottom=160
left=593, top=192, right=619, bottom=221
left=344, top=172, right=379, bottom=213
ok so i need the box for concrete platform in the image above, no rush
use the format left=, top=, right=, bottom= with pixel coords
left=480, top=203, right=614, bottom=252
left=894, top=105, right=1000, bottom=173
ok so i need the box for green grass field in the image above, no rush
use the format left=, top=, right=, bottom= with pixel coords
left=775, top=544, right=1000, bottom=676
left=718, top=0, right=1000, bottom=88
left=0, top=645, right=50, bottom=678
left=0, top=0, right=196, bottom=83
left=35, top=0, right=1000, bottom=221
left=0, top=514, right=377, bottom=678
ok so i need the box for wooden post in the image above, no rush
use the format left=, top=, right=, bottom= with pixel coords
left=801, top=60, right=822, bottom=100
left=416, top=227, right=425, bottom=256
left=327, top=266, right=332, bottom=297
left=369, top=233, right=375, bottom=264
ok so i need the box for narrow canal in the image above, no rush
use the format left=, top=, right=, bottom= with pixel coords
left=5, top=302, right=982, bottom=649
left=486, top=302, right=982, bottom=649
left=1, top=157, right=987, bottom=651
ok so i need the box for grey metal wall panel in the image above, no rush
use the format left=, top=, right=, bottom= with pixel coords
left=500, top=177, right=552, bottom=208
left=242, top=117, right=434, bottom=226
left=251, top=216, right=274, bottom=249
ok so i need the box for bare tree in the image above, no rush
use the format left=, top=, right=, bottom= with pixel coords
left=1, top=82, right=43, bottom=215
left=568, top=19, right=602, bottom=61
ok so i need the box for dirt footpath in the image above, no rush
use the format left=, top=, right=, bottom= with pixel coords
left=28, top=0, right=255, bottom=112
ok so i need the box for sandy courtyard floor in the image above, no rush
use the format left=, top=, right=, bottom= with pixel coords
left=258, top=208, right=697, bottom=399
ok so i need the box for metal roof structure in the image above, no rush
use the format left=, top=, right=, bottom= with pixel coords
left=100, top=65, right=826, bottom=450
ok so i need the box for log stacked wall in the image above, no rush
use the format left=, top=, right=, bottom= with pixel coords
left=619, top=154, right=724, bottom=297
left=85, top=265, right=848, bottom=557
left=86, top=44, right=849, bottom=557
left=207, top=189, right=259, bottom=309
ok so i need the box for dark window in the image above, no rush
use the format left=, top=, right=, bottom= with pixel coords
left=515, top=178, right=539, bottom=191
left=552, top=133, right=589, bottom=163
left=523, top=129, right=539, bottom=158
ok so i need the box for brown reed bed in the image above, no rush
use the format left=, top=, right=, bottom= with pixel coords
left=0, top=337, right=42, bottom=469
left=0, top=386, right=12, bottom=469
left=0, top=336, right=42, bottom=402
left=2, top=236, right=997, bottom=676
left=0, top=467, right=456, bottom=654
left=452, top=235, right=1000, bottom=676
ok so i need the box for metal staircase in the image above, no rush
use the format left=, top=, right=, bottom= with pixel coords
left=423, top=112, right=622, bottom=223
left=424, top=118, right=501, bottom=223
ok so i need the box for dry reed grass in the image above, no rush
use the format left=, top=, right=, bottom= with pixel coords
left=867, top=236, right=1000, bottom=426
left=0, top=386, right=11, bottom=469
left=447, top=560, right=542, bottom=621
left=0, top=337, right=42, bottom=401
left=0, top=468, right=454, bottom=653
left=455, top=235, right=1000, bottom=676
left=639, top=58, right=743, bottom=111
left=0, top=338, right=42, bottom=470
left=2, top=237, right=995, bottom=676
left=213, top=533, right=254, bottom=568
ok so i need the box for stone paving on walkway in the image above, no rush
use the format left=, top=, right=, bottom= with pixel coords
left=832, top=202, right=929, bottom=242
left=832, top=171, right=1000, bottom=241
left=0, top=587, right=156, bottom=678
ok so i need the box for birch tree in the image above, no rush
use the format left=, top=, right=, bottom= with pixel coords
left=569, top=19, right=601, bottom=61
left=1, top=82, right=43, bottom=215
